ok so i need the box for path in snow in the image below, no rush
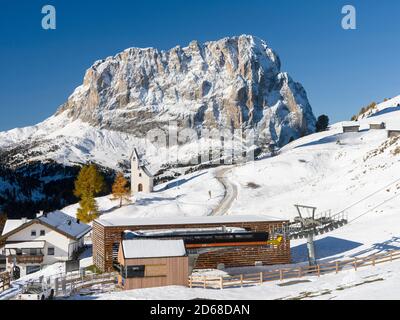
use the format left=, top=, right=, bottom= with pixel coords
left=210, top=166, right=238, bottom=216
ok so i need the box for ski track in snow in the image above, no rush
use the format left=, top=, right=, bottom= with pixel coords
left=210, top=166, right=238, bottom=216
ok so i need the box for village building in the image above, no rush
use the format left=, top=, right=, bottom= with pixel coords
left=0, top=211, right=90, bottom=278
left=117, top=239, right=188, bottom=290
left=92, top=215, right=290, bottom=273
left=387, top=129, right=400, bottom=139
left=130, top=148, right=153, bottom=194
left=369, top=122, right=386, bottom=130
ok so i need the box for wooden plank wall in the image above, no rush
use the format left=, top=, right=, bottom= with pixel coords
left=121, top=256, right=189, bottom=290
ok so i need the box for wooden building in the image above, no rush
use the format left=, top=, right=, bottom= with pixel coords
left=117, top=239, right=188, bottom=290
left=369, top=122, right=386, bottom=130
left=342, top=124, right=360, bottom=133
left=387, top=129, right=400, bottom=138
left=92, top=215, right=290, bottom=272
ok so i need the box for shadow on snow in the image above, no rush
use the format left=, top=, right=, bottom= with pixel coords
left=291, top=236, right=363, bottom=263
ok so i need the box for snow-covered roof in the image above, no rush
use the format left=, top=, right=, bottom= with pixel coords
left=140, top=165, right=153, bottom=178
left=129, top=226, right=246, bottom=237
left=5, top=241, right=46, bottom=249
left=369, top=121, right=386, bottom=125
left=1, top=211, right=91, bottom=240
left=131, top=148, right=153, bottom=177
left=2, top=219, right=29, bottom=236
left=122, top=239, right=186, bottom=259
left=342, top=122, right=360, bottom=127
left=38, top=211, right=91, bottom=239
left=97, top=214, right=286, bottom=227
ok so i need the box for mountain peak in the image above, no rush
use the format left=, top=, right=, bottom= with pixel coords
left=57, top=35, right=314, bottom=145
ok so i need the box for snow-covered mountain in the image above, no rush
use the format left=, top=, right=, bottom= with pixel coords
left=0, top=35, right=316, bottom=217
left=57, top=34, right=315, bottom=143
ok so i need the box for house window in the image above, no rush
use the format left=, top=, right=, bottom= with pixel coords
left=40, top=230, right=45, bottom=236
left=29, top=248, right=38, bottom=256
left=125, top=265, right=145, bottom=278
left=47, top=247, right=55, bottom=256
left=138, top=184, right=143, bottom=192
left=31, top=230, right=36, bottom=237
left=26, top=265, right=41, bottom=275
left=139, top=173, right=142, bottom=177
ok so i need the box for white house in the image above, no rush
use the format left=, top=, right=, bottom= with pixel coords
left=0, top=211, right=91, bottom=278
left=130, top=148, right=153, bottom=195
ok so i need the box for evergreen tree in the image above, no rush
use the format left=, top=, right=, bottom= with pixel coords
left=316, top=115, right=330, bottom=132
left=111, top=172, right=131, bottom=208
left=74, top=165, right=105, bottom=223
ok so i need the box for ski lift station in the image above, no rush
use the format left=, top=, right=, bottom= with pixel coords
left=92, top=215, right=290, bottom=289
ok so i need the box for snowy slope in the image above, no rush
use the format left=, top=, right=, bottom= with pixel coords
left=60, top=96, right=400, bottom=300
left=61, top=168, right=225, bottom=220
left=69, top=259, right=400, bottom=300
left=59, top=96, right=400, bottom=264
left=356, top=95, right=400, bottom=120
left=58, top=96, right=400, bottom=266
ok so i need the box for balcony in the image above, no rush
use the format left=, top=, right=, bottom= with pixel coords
left=8, top=254, right=44, bottom=264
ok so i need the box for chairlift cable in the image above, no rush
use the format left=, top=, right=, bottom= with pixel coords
left=332, top=176, right=400, bottom=216
left=348, top=192, right=400, bottom=224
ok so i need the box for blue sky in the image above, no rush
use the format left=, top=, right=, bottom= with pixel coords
left=0, top=0, right=399, bottom=131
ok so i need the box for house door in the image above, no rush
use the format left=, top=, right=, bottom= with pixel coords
left=138, top=184, right=143, bottom=192
left=12, top=266, right=20, bottom=280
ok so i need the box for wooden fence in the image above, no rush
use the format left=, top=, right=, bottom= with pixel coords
left=52, top=271, right=118, bottom=297
left=0, top=272, right=10, bottom=293
left=189, top=250, right=400, bottom=289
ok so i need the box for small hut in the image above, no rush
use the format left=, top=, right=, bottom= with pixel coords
left=117, top=239, right=188, bottom=290
left=387, top=129, right=400, bottom=139
left=342, top=124, right=360, bottom=133
left=369, top=122, right=386, bottom=130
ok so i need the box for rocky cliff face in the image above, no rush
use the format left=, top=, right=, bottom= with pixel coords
left=57, top=35, right=315, bottom=146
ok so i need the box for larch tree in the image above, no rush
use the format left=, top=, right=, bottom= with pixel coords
left=111, top=172, right=131, bottom=208
left=74, top=164, right=105, bottom=223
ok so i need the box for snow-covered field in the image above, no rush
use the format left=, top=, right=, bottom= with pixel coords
left=4, top=96, right=400, bottom=300
left=68, top=259, right=400, bottom=300
left=62, top=168, right=225, bottom=220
